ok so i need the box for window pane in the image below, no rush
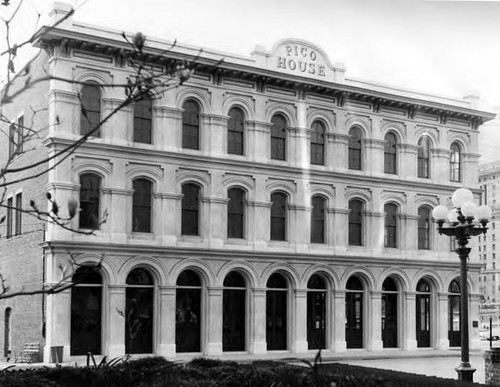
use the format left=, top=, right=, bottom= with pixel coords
left=15, top=193, right=22, bottom=236
left=79, top=174, right=101, bottom=229
left=182, top=183, right=200, bottom=235
left=418, top=207, right=430, bottom=250
left=80, top=83, right=101, bottom=137
left=271, top=192, right=287, bottom=241
left=349, top=200, right=363, bottom=246
left=133, top=179, right=152, bottom=233
left=271, top=115, right=287, bottom=160
left=228, top=188, right=245, bottom=238
left=228, top=107, right=244, bottom=155
left=134, top=98, right=152, bottom=144
left=384, top=203, right=398, bottom=248
left=384, top=133, right=397, bottom=174
left=348, top=127, right=362, bottom=170
left=311, top=195, right=325, bottom=243
left=418, top=137, right=430, bottom=178
left=182, top=101, right=200, bottom=150
left=6, top=197, right=12, bottom=239
left=450, top=143, right=461, bottom=182
left=310, top=121, right=325, bottom=165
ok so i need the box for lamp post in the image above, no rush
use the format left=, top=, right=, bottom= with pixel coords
left=432, top=187, right=492, bottom=383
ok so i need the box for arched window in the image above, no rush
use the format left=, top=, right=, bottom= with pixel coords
left=416, top=278, right=431, bottom=347
left=382, top=277, right=398, bottom=348
left=228, top=107, right=244, bottom=155
left=182, top=100, right=200, bottom=150
left=132, top=178, right=153, bottom=233
left=450, top=142, right=461, bottom=182
left=384, top=203, right=398, bottom=248
left=227, top=187, right=245, bottom=239
left=417, top=137, right=431, bottom=178
left=348, top=199, right=363, bottom=246
left=176, top=270, right=202, bottom=352
left=266, top=273, right=288, bottom=350
left=310, top=120, right=325, bottom=165
left=307, top=274, right=327, bottom=350
left=270, top=192, right=287, bottom=241
left=223, top=271, right=246, bottom=351
left=346, top=275, right=364, bottom=348
left=311, top=195, right=326, bottom=244
left=71, top=266, right=102, bottom=355
left=271, top=114, right=287, bottom=161
left=134, top=97, right=152, bottom=144
left=80, top=82, right=101, bottom=137
left=181, top=183, right=200, bottom=236
left=348, top=127, right=362, bottom=170
left=418, top=206, right=431, bottom=250
left=125, top=268, right=154, bottom=354
left=384, top=132, right=397, bottom=174
left=79, top=173, right=101, bottom=229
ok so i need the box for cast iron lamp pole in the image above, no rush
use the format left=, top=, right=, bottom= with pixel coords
left=432, top=188, right=492, bottom=383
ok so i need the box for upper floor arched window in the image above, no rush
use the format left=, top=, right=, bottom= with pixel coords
left=228, top=107, right=244, bottom=155
left=310, top=120, right=325, bottom=165
left=270, top=191, right=287, bottom=241
left=384, top=203, right=398, bottom=248
left=450, top=142, right=461, bottom=182
left=417, top=137, right=431, bottom=178
left=181, top=183, right=200, bottom=236
left=418, top=206, right=431, bottom=250
left=80, top=82, right=101, bottom=137
left=348, top=199, right=364, bottom=246
left=79, top=173, right=101, bottom=229
left=271, top=114, right=287, bottom=161
left=228, top=187, right=245, bottom=239
left=311, top=195, right=326, bottom=244
left=348, top=127, right=362, bottom=170
left=384, top=132, right=397, bottom=174
left=132, top=178, right=153, bottom=233
left=182, top=100, right=200, bottom=150
left=134, top=97, right=152, bottom=144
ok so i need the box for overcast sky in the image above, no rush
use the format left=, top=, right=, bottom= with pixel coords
left=2, top=0, right=500, bottom=162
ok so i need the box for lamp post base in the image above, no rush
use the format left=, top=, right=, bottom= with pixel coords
left=455, top=363, right=476, bottom=383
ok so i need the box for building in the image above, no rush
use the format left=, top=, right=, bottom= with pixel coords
left=0, top=3, right=496, bottom=362
left=478, top=162, right=500, bottom=330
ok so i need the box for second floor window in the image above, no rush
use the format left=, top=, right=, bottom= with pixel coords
left=384, top=132, right=397, bottom=174
left=79, top=173, right=101, bottom=229
left=8, top=123, right=15, bottom=159
left=227, top=187, right=245, bottom=238
left=228, top=107, right=244, bottom=155
left=450, top=142, right=461, bottom=182
left=6, top=197, right=12, bottom=239
left=132, top=178, right=152, bottom=233
left=15, top=192, right=22, bottom=236
left=80, top=82, right=101, bottom=137
left=181, top=183, right=200, bottom=236
left=348, top=199, right=363, bottom=246
left=182, top=100, right=200, bottom=150
left=384, top=203, right=398, bottom=248
left=418, top=206, right=431, bottom=250
left=348, top=127, right=362, bottom=170
left=310, top=121, right=325, bottom=165
left=270, top=192, right=287, bottom=241
left=311, top=195, right=326, bottom=244
left=417, top=137, right=431, bottom=178
left=271, top=114, right=287, bottom=161
left=134, top=98, right=152, bottom=144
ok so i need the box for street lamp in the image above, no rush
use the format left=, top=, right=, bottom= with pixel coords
left=432, top=187, right=492, bottom=383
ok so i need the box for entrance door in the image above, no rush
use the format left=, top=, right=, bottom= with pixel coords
left=448, top=279, right=461, bottom=347
left=176, top=270, right=202, bottom=353
left=416, top=278, right=431, bottom=348
left=223, top=271, right=246, bottom=352
left=307, top=291, right=326, bottom=349
left=266, top=273, right=288, bottom=350
left=345, top=275, right=364, bottom=349
left=381, top=277, right=398, bottom=348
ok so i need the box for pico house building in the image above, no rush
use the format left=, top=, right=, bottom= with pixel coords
left=0, top=2, right=496, bottom=362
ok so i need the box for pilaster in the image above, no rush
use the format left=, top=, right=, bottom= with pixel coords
left=158, top=286, right=176, bottom=357
left=108, top=285, right=126, bottom=358
left=206, top=287, right=223, bottom=355
left=293, top=289, right=308, bottom=352
left=250, top=288, right=267, bottom=354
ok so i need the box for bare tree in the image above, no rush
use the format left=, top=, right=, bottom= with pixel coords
left=0, top=1, right=202, bottom=299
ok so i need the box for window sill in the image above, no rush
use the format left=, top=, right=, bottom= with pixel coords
left=225, top=238, right=248, bottom=246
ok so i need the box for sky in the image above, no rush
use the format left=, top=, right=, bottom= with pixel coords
left=2, top=0, right=500, bottom=162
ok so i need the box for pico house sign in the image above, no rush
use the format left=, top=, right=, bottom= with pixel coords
left=252, top=39, right=345, bottom=83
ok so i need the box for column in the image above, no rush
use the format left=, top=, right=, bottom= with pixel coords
left=206, top=287, right=223, bottom=355
left=153, top=106, right=182, bottom=151
left=290, top=205, right=309, bottom=253
left=328, top=133, right=349, bottom=171
left=108, top=285, right=126, bottom=358
left=398, top=143, right=418, bottom=180
left=157, top=192, right=183, bottom=245
left=404, top=292, right=417, bottom=350
left=463, top=152, right=481, bottom=187
left=363, top=138, right=385, bottom=177
left=158, top=286, right=176, bottom=357
left=333, top=208, right=349, bottom=252
left=437, top=293, right=450, bottom=349
left=250, top=288, right=267, bottom=354
left=247, top=201, right=271, bottom=250
left=293, top=289, right=308, bottom=353
left=431, top=148, right=451, bottom=184
left=48, top=88, right=78, bottom=137
left=294, top=100, right=308, bottom=168
left=106, top=188, right=133, bottom=244
left=332, top=290, right=346, bottom=352
left=405, top=215, right=419, bottom=252
left=102, top=98, right=131, bottom=144
left=44, top=289, right=71, bottom=362
left=370, top=291, right=383, bottom=351
left=203, top=113, right=228, bottom=158
left=202, top=197, right=228, bottom=249
left=247, top=120, right=271, bottom=163
left=367, top=211, right=384, bottom=251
